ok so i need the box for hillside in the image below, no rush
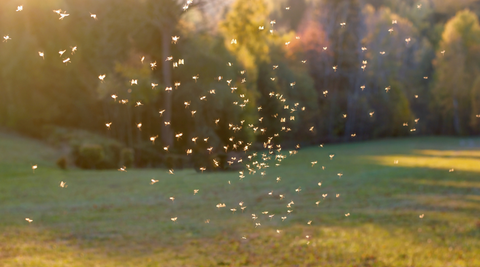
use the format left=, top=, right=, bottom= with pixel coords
left=0, top=132, right=60, bottom=174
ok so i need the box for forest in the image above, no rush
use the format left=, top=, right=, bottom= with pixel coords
left=1, top=0, right=480, bottom=169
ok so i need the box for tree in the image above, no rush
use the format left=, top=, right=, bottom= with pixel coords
left=219, top=0, right=274, bottom=144
left=363, top=6, right=430, bottom=136
left=470, top=76, right=480, bottom=131
left=432, top=9, right=480, bottom=134
left=309, top=0, right=367, bottom=140
left=140, top=0, right=201, bottom=148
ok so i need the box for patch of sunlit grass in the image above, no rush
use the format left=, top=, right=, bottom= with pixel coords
left=418, top=149, right=480, bottom=158
left=399, top=179, right=480, bottom=189
left=371, top=151, right=480, bottom=172
left=2, top=222, right=478, bottom=266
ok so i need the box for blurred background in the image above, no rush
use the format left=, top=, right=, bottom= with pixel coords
left=0, top=0, right=479, bottom=170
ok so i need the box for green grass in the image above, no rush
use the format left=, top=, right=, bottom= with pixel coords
left=1, top=133, right=479, bottom=266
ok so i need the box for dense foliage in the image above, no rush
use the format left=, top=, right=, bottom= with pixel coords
left=1, top=0, right=479, bottom=168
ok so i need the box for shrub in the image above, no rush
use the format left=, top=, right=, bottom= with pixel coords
left=121, top=148, right=134, bottom=168
left=193, top=152, right=210, bottom=172
left=165, top=155, right=175, bottom=169
left=56, top=156, right=67, bottom=170
left=133, top=142, right=163, bottom=168
left=43, top=127, right=126, bottom=169
left=192, top=150, right=236, bottom=172
left=175, top=156, right=184, bottom=169
left=101, top=141, right=123, bottom=169
left=226, top=151, right=245, bottom=171
left=77, top=144, right=105, bottom=169
left=217, top=153, right=227, bottom=170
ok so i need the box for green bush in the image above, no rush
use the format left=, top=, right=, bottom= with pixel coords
left=192, top=151, right=228, bottom=172
left=133, top=142, right=163, bottom=168
left=176, top=155, right=192, bottom=169
left=193, top=152, right=209, bottom=172
left=43, top=127, right=127, bottom=169
left=217, top=153, right=227, bottom=170
left=165, top=155, right=175, bottom=169
left=76, top=144, right=105, bottom=169
left=175, top=156, right=184, bottom=170
left=121, top=148, right=134, bottom=168
left=101, top=142, right=123, bottom=169
left=56, top=156, right=67, bottom=170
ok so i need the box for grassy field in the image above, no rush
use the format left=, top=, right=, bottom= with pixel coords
left=0, top=133, right=479, bottom=266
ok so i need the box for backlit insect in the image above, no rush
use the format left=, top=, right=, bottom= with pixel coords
left=59, top=11, right=70, bottom=20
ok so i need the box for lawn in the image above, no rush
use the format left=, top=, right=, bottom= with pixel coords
left=0, top=133, right=479, bottom=266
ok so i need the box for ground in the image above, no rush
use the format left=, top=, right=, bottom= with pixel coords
left=0, top=133, right=479, bottom=266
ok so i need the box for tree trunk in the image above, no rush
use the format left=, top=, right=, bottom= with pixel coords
left=344, top=73, right=360, bottom=141
left=161, top=29, right=174, bottom=148
left=127, top=103, right=133, bottom=147
left=453, top=97, right=461, bottom=135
